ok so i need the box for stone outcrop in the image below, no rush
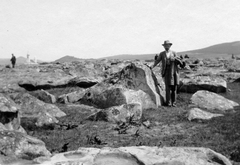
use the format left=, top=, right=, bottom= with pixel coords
left=81, top=63, right=162, bottom=109
left=12, top=93, right=66, bottom=126
left=0, top=93, right=25, bottom=133
left=81, top=86, right=156, bottom=110
left=34, top=146, right=232, bottom=165
left=179, top=76, right=227, bottom=93
left=0, top=130, right=51, bottom=160
left=190, top=90, right=239, bottom=112
left=88, top=103, right=142, bottom=124
left=187, top=108, right=224, bottom=121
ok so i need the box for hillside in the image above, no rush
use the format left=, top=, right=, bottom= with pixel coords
left=54, top=55, right=82, bottom=63
left=183, top=41, right=240, bottom=55
left=99, top=41, right=240, bottom=60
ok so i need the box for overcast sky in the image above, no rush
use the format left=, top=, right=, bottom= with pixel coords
left=0, top=0, right=239, bottom=61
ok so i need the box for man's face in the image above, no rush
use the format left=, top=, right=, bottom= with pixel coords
left=163, top=44, right=171, bottom=50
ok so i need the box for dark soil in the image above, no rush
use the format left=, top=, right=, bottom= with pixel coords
left=21, top=82, right=240, bottom=162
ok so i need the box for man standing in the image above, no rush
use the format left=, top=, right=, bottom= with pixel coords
left=151, top=40, right=184, bottom=107
left=10, top=54, right=16, bottom=68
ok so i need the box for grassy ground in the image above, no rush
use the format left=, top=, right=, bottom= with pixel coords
left=21, top=82, right=240, bottom=163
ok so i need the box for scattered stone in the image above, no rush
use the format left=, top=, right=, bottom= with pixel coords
left=191, top=90, right=239, bottom=112
left=142, top=120, right=151, bottom=128
left=0, top=93, right=25, bottom=133
left=35, top=112, right=59, bottom=127
left=179, top=76, right=227, bottom=93
left=0, top=130, right=51, bottom=160
left=187, top=108, right=224, bottom=121
left=12, top=93, right=66, bottom=126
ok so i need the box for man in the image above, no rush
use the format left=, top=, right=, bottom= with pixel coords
left=151, top=40, right=184, bottom=107
left=10, top=54, right=16, bottom=68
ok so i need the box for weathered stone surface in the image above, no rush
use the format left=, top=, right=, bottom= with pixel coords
left=179, top=76, right=227, bottom=93
left=13, top=93, right=65, bottom=117
left=191, top=90, right=239, bottom=112
left=81, top=86, right=156, bottom=110
left=0, top=130, right=51, bottom=160
left=187, top=108, right=224, bottom=121
left=81, top=63, right=162, bottom=109
left=0, top=93, right=25, bottom=133
left=34, top=89, right=56, bottom=103
left=35, top=112, right=59, bottom=127
left=35, top=146, right=232, bottom=165
left=12, top=93, right=66, bottom=126
left=0, top=93, right=19, bottom=113
left=58, top=88, right=86, bottom=103
left=88, top=103, right=142, bottom=124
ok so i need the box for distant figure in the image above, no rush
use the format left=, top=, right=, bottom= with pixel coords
left=10, top=54, right=16, bottom=68
left=232, top=54, right=236, bottom=59
left=150, top=40, right=185, bottom=107
left=154, top=54, right=158, bottom=60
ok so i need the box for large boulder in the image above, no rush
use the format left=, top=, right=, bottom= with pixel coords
left=81, top=63, right=162, bottom=109
left=179, top=76, right=227, bottom=93
left=0, top=93, right=25, bottom=133
left=190, top=90, right=239, bottom=112
left=17, top=67, right=73, bottom=91
left=64, top=61, right=105, bottom=83
left=81, top=86, right=156, bottom=110
left=12, top=93, right=66, bottom=126
left=187, top=108, right=224, bottom=121
left=36, top=146, right=232, bottom=165
left=0, top=130, right=51, bottom=160
left=88, top=103, right=142, bottom=124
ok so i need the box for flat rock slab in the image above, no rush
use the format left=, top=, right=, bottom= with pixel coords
left=191, top=90, right=239, bottom=112
left=180, top=76, right=227, bottom=93
left=187, top=108, right=224, bottom=121
left=35, top=146, right=231, bottom=165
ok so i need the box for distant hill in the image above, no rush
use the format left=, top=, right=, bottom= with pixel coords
left=100, top=54, right=156, bottom=60
left=54, top=55, right=82, bottom=63
left=180, top=41, right=240, bottom=59
left=99, top=41, right=240, bottom=60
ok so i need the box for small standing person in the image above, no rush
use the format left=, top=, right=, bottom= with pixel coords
left=151, top=40, right=184, bottom=107
left=10, top=54, right=16, bottom=68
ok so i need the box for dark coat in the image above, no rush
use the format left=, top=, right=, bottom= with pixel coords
left=11, top=56, right=16, bottom=64
left=153, top=50, right=184, bottom=85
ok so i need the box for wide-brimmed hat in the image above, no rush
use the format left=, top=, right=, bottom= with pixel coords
left=162, top=40, right=173, bottom=46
